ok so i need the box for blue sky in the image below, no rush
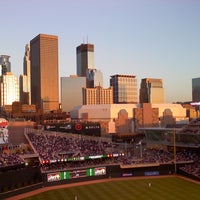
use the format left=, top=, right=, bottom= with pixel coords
left=1, top=0, right=200, bottom=103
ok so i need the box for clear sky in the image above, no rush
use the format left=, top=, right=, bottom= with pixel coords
left=1, top=0, right=200, bottom=103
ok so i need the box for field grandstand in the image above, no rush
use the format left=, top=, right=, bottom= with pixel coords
left=140, top=117, right=200, bottom=150
left=1, top=118, right=200, bottom=199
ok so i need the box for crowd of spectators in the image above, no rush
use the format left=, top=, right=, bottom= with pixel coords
left=26, top=132, right=114, bottom=161
left=179, top=151, right=200, bottom=179
left=23, top=131, right=197, bottom=172
left=2, top=129, right=200, bottom=178
left=0, top=151, right=24, bottom=169
left=120, top=149, right=194, bottom=166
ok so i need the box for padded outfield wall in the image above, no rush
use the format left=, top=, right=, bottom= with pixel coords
left=0, top=163, right=185, bottom=199
left=42, top=163, right=177, bottom=187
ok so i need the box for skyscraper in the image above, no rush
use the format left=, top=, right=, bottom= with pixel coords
left=86, top=68, right=103, bottom=88
left=30, top=34, right=59, bottom=112
left=76, top=43, right=94, bottom=77
left=0, top=55, right=11, bottom=76
left=139, top=78, right=165, bottom=104
left=82, top=86, right=113, bottom=105
left=61, top=75, right=86, bottom=113
left=0, top=72, right=19, bottom=106
left=110, top=74, right=138, bottom=104
left=19, top=44, right=31, bottom=104
left=192, top=77, right=200, bottom=102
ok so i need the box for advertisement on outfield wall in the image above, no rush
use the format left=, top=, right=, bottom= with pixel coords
left=121, top=172, right=134, bottom=177
left=144, top=171, right=160, bottom=176
left=47, top=172, right=61, bottom=182
left=47, top=167, right=106, bottom=182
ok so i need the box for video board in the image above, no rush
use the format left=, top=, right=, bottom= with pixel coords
left=47, top=167, right=106, bottom=182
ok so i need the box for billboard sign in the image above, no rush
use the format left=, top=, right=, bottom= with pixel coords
left=0, top=118, right=9, bottom=144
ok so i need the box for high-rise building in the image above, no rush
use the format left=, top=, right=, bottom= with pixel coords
left=61, top=75, right=86, bottom=114
left=192, top=77, right=200, bottom=102
left=139, top=78, right=165, bottom=104
left=30, top=34, right=59, bottom=112
left=82, top=86, right=113, bottom=105
left=86, top=68, right=103, bottom=88
left=110, top=74, right=138, bottom=104
left=76, top=43, right=94, bottom=77
left=0, top=55, right=11, bottom=76
left=19, top=44, right=31, bottom=104
left=0, top=72, right=19, bottom=106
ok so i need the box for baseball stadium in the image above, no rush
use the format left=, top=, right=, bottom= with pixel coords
left=1, top=117, right=200, bottom=199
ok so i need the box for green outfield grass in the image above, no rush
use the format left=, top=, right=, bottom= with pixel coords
left=22, top=177, right=200, bottom=200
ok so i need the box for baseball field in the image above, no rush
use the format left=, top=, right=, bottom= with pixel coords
left=9, top=176, right=200, bottom=200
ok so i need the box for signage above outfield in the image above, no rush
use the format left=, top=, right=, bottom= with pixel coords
left=0, top=118, right=8, bottom=128
left=0, top=118, right=9, bottom=144
left=44, top=121, right=101, bottom=137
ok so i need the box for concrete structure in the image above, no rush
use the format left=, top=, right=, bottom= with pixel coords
left=139, top=78, right=165, bottom=103
left=0, top=72, right=19, bottom=107
left=70, top=103, right=188, bottom=134
left=192, top=77, right=200, bottom=102
left=110, top=74, right=138, bottom=104
left=30, top=34, right=59, bottom=112
left=71, top=104, right=138, bottom=121
left=76, top=43, right=94, bottom=77
left=82, top=86, right=113, bottom=105
left=0, top=55, right=11, bottom=76
left=86, top=68, right=103, bottom=88
left=152, top=103, right=187, bottom=124
left=20, top=44, right=31, bottom=104
left=134, top=103, right=159, bottom=129
left=60, top=75, right=86, bottom=114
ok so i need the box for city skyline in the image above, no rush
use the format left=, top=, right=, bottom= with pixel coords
left=1, top=0, right=200, bottom=103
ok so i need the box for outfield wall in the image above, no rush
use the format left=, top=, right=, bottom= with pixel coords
left=42, top=163, right=176, bottom=187
left=0, top=163, right=186, bottom=199
left=0, top=166, right=43, bottom=199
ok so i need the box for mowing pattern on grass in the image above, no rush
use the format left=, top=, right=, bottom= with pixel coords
left=21, top=177, right=200, bottom=200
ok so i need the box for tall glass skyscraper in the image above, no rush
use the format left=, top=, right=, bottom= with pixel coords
left=19, top=44, right=31, bottom=104
left=86, top=68, right=103, bottom=88
left=0, top=55, right=11, bottom=76
left=30, top=34, right=59, bottom=112
left=0, top=72, right=19, bottom=106
left=139, top=78, right=165, bottom=103
left=110, top=74, right=138, bottom=104
left=192, top=77, right=200, bottom=102
left=76, top=43, right=94, bottom=77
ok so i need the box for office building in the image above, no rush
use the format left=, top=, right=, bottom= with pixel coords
left=192, top=77, right=200, bottom=102
left=86, top=68, right=103, bottom=88
left=30, top=34, right=59, bottom=112
left=19, top=44, right=31, bottom=104
left=0, top=72, right=19, bottom=106
left=139, top=78, right=165, bottom=104
left=82, top=86, right=113, bottom=105
left=61, top=75, right=86, bottom=114
left=110, top=74, right=138, bottom=104
left=0, top=55, right=11, bottom=76
left=76, top=43, right=94, bottom=77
